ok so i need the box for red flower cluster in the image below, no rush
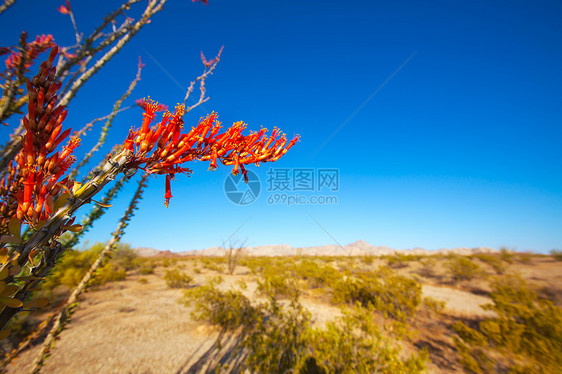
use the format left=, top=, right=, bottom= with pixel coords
left=4, top=34, right=56, bottom=71
left=124, top=99, right=299, bottom=207
left=0, top=47, right=78, bottom=230
left=0, top=45, right=299, bottom=233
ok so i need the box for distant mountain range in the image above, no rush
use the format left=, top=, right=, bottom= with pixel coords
left=133, top=240, right=497, bottom=257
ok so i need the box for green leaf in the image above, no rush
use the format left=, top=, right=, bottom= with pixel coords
left=8, top=217, right=21, bottom=239
left=0, top=235, right=22, bottom=244
left=0, top=296, right=23, bottom=308
left=54, top=192, right=70, bottom=211
left=1, top=284, right=18, bottom=297
left=0, top=329, right=11, bottom=340
left=0, top=247, right=7, bottom=263
left=8, top=262, right=21, bottom=276
left=23, top=298, right=49, bottom=308
left=0, top=268, right=8, bottom=281
left=35, top=219, right=47, bottom=231
left=61, top=224, right=83, bottom=233
left=92, top=200, right=112, bottom=208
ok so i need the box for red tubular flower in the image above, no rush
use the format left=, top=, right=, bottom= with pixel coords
left=3, top=34, right=55, bottom=71
left=164, top=174, right=173, bottom=208
left=123, top=98, right=300, bottom=207
left=0, top=46, right=79, bottom=230
left=21, top=173, right=35, bottom=213
left=136, top=98, right=168, bottom=113
left=57, top=0, right=71, bottom=15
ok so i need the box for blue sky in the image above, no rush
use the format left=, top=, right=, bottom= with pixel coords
left=1, top=1, right=561, bottom=252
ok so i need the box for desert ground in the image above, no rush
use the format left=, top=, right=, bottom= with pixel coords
left=2, top=248, right=561, bottom=373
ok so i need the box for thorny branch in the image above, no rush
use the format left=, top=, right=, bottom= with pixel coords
left=0, top=0, right=167, bottom=173
left=58, top=0, right=168, bottom=107
left=29, top=173, right=149, bottom=374
left=0, top=0, right=16, bottom=17
left=183, top=46, right=224, bottom=113
left=67, top=57, right=144, bottom=180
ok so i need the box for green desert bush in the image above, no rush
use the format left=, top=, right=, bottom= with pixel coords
left=199, top=257, right=226, bottom=273
left=183, top=277, right=259, bottom=331
left=332, top=267, right=421, bottom=322
left=184, top=280, right=426, bottom=374
left=499, top=248, right=514, bottom=264
left=472, top=253, right=506, bottom=274
left=422, top=297, right=445, bottom=314
left=385, top=253, right=422, bottom=269
left=257, top=272, right=301, bottom=299
left=40, top=242, right=134, bottom=294
left=244, top=256, right=289, bottom=276
left=453, top=275, right=562, bottom=373
left=91, top=262, right=127, bottom=286
left=448, top=255, right=482, bottom=282
left=108, top=245, right=139, bottom=270
left=516, top=252, right=533, bottom=264
left=239, top=256, right=266, bottom=273
left=40, top=245, right=103, bottom=292
left=89, top=244, right=138, bottom=287
left=417, top=257, right=437, bottom=278
left=138, top=264, right=155, bottom=275
left=293, top=259, right=342, bottom=289
left=306, top=305, right=427, bottom=374
left=161, top=258, right=173, bottom=268
left=317, top=255, right=336, bottom=263
left=253, top=258, right=347, bottom=298
left=163, top=268, right=194, bottom=288
left=360, top=255, right=374, bottom=265
left=550, top=249, right=562, bottom=261
left=244, top=298, right=312, bottom=373
left=453, top=337, right=493, bottom=374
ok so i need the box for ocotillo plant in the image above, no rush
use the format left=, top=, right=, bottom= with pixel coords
left=0, top=46, right=300, bottom=333
left=30, top=173, right=149, bottom=373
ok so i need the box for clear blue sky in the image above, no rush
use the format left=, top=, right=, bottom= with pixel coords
left=1, top=1, right=561, bottom=252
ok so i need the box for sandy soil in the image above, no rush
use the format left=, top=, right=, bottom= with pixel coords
left=4, top=255, right=561, bottom=373
left=421, top=285, right=495, bottom=318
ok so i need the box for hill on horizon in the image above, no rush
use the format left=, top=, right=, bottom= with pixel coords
left=133, top=240, right=498, bottom=257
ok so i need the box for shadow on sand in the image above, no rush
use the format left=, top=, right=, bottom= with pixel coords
left=176, top=330, right=247, bottom=374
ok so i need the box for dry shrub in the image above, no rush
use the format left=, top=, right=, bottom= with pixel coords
left=163, top=268, right=193, bottom=288
left=200, top=257, right=226, bottom=273
left=184, top=277, right=259, bottom=331
left=40, top=242, right=135, bottom=294
left=417, top=257, right=437, bottom=278
left=550, top=249, right=562, bottom=261
left=332, top=267, right=421, bottom=322
left=257, top=272, right=301, bottom=299
left=448, top=255, right=483, bottom=282
left=183, top=279, right=427, bottom=374
left=472, top=253, right=506, bottom=274
left=453, top=275, right=562, bottom=373
left=422, top=297, right=445, bottom=314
